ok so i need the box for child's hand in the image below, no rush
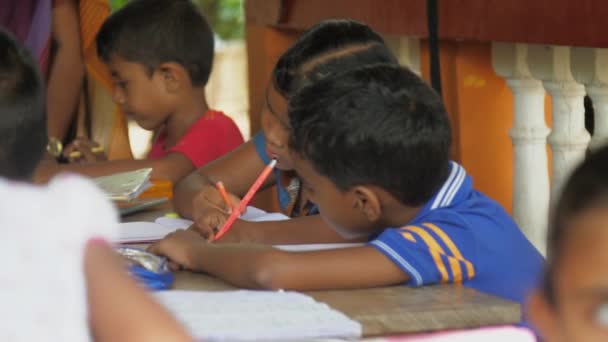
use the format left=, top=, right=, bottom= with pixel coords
left=190, top=184, right=241, bottom=236
left=189, top=218, right=256, bottom=243
left=193, top=183, right=241, bottom=215
left=63, top=137, right=107, bottom=163
left=148, top=229, right=207, bottom=271
left=190, top=206, right=230, bottom=240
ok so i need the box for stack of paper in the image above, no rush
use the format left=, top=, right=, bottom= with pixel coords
left=93, top=168, right=153, bottom=201
left=154, top=290, right=362, bottom=341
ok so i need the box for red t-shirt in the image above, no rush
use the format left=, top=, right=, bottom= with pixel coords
left=148, top=110, right=244, bottom=168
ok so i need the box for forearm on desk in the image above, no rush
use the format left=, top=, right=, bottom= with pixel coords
left=188, top=244, right=409, bottom=291
left=186, top=243, right=282, bottom=288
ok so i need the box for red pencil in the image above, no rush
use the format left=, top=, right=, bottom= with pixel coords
left=213, top=159, right=277, bottom=241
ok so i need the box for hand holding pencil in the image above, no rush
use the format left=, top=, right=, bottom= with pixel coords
left=213, top=159, right=277, bottom=241
left=189, top=180, right=242, bottom=240
left=189, top=159, right=277, bottom=241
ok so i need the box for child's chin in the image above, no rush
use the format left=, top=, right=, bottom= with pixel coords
left=134, top=119, right=157, bottom=131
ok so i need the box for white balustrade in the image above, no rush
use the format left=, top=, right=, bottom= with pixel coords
left=492, top=43, right=550, bottom=253
left=571, top=48, right=608, bottom=151
left=528, top=45, right=590, bottom=205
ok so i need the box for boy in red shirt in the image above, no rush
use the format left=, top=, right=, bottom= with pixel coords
left=36, top=0, right=243, bottom=183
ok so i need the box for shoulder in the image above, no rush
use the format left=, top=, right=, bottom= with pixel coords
left=186, top=111, right=242, bottom=140
left=199, top=110, right=239, bottom=129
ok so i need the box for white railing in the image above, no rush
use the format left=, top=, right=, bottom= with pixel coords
left=387, top=37, right=606, bottom=255
left=492, top=44, right=608, bottom=254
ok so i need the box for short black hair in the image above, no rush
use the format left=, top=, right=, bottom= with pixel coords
left=96, top=0, right=214, bottom=86
left=543, top=145, right=608, bottom=304
left=289, top=64, right=451, bottom=206
left=0, top=29, right=47, bottom=181
left=272, top=19, right=398, bottom=98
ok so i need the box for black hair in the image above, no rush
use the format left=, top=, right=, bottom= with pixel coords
left=289, top=64, right=451, bottom=206
left=96, top=0, right=214, bottom=86
left=0, top=29, right=47, bottom=181
left=543, top=145, right=608, bottom=304
left=272, top=19, right=398, bottom=98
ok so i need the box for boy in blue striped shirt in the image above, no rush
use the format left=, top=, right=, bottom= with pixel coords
left=151, top=63, right=543, bottom=310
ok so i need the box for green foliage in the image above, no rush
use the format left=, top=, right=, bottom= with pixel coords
left=195, top=0, right=244, bottom=41
left=109, top=0, right=244, bottom=41
left=109, top=0, right=130, bottom=11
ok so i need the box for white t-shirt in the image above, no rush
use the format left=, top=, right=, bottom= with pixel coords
left=0, top=174, right=118, bottom=341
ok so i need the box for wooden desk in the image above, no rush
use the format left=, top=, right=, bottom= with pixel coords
left=125, top=208, right=521, bottom=337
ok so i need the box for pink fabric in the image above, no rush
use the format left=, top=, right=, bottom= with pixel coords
left=0, top=0, right=52, bottom=76
left=380, top=326, right=535, bottom=342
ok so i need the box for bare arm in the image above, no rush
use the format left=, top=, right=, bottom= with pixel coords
left=47, top=0, right=84, bottom=140
left=85, top=240, right=192, bottom=341
left=220, top=215, right=367, bottom=244
left=33, top=152, right=195, bottom=183
left=149, top=230, right=408, bottom=291
left=173, top=140, right=275, bottom=218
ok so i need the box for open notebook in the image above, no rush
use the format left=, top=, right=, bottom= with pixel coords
left=116, top=207, right=365, bottom=251
left=116, top=206, right=290, bottom=243
left=154, top=290, right=362, bottom=341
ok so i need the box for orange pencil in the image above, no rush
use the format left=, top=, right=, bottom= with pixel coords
left=215, top=181, right=233, bottom=213
left=214, top=159, right=277, bottom=241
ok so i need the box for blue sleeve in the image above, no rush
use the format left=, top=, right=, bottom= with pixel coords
left=252, top=132, right=271, bottom=164
left=369, top=220, right=477, bottom=287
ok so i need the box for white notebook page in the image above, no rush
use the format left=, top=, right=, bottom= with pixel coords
left=154, top=290, right=362, bottom=341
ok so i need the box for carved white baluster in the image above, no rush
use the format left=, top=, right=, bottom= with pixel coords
left=492, top=43, right=550, bottom=253
left=384, top=36, right=421, bottom=75
left=528, top=45, right=590, bottom=203
left=571, top=48, right=608, bottom=151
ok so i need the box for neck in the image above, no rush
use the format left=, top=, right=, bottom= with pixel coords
left=164, top=86, right=209, bottom=147
left=378, top=196, right=422, bottom=229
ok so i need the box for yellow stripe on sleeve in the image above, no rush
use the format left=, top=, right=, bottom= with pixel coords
left=423, top=223, right=475, bottom=279
left=401, top=232, right=416, bottom=242
left=403, top=226, right=450, bottom=283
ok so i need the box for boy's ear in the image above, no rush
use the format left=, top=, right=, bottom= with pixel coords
left=157, top=62, right=188, bottom=93
left=527, top=289, right=559, bottom=341
left=351, top=186, right=382, bottom=223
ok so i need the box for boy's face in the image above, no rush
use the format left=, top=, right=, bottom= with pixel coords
left=530, top=206, right=608, bottom=342
left=260, top=86, right=294, bottom=170
left=291, top=153, right=380, bottom=239
left=107, top=55, right=174, bottom=131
